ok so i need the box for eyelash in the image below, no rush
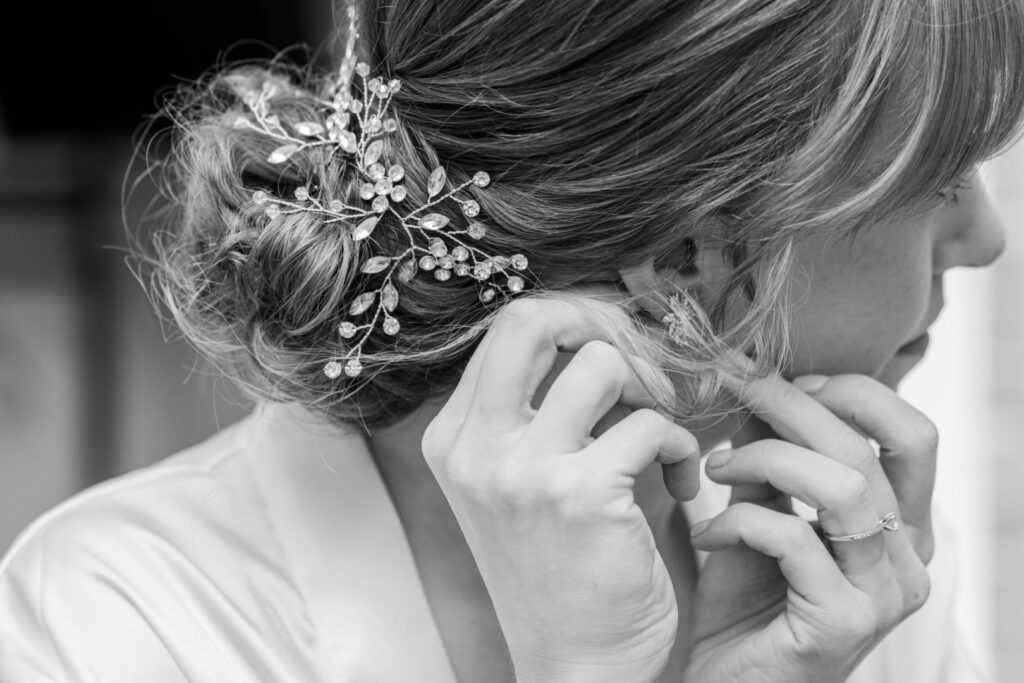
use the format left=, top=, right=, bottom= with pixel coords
left=937, top=178, right=971, bottom=205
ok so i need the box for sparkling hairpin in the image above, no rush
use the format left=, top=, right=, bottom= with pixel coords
left=232, top=5, right=529, bottom=379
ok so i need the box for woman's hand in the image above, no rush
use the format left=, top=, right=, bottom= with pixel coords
left=421, top=297, right=700, bottom=682
left=684, top=372, right=936, bottom=683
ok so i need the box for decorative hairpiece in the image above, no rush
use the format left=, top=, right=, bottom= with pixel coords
left=232, top=4, right=530, bottom=379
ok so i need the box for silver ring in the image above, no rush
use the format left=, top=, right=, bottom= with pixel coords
left=824, top=513, right=899, bottom=543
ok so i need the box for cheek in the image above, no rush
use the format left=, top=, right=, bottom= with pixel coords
left=784, top=235, right=932, bottom=377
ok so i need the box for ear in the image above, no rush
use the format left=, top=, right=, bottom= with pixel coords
left=617, top=236, right=732, bottom=322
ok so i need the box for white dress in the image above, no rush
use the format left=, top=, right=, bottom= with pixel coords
left=0, top=402, right=985, bottom=682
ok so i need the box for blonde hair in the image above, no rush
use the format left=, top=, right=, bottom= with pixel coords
left=132, top=0, right=1024, bottom=430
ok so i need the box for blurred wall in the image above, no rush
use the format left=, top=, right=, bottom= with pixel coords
left=0, top=0, right=329, bottom=554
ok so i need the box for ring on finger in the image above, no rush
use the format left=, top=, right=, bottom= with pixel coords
left=825, top=512, right=900, bottom=543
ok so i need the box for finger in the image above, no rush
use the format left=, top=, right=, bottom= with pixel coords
left=690, top=503, right=849, bottom=604
left=727, top=414, right=789, bottom=508
left=662, top=459, right=701, bottom=502
left=723, top=365, right=897, bottom=513
left=530, top=341, right=674, bottom=450
left=462, top=297, right=632, bottom=429
left=589, top=409, right=700, bottom=493
left=791, top=374, right=937, bottom=530
left=433, top=317, right=500, bottom=426
left=705, top=441, right=888, bottom=581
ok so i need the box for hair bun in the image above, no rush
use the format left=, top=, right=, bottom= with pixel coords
left=139, top=58, right=516, bottom=428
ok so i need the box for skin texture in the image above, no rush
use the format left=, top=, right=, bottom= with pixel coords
left=788, top=171, right=1006, bottom=387
left=365, top=168, right=1008, bottom=681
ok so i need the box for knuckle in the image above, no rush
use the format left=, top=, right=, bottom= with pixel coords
left=492, top=298, right=548, bottom=340
left=839, top=373, right=881, bottom=397
left=501, top=296, right=545, bottom=324
left=575, top=340, right=624, bottom=371
left=487, top=456, right=531, bottom=506
left=903, top=566, right=932, bottom=614
left=837, top=432, right=879, bottom=472
left=630, top=408, right=669, bottom=438
left=632, top=406, right=664, bottom=428
left=831, top=468, right=874, bottom=511
left=775, top=516, right=816, bottom=551
left=491, top=457, right=589, bottom=518
left=441, top=442, right=479, bottom=490
left=908, top=416, right=940, bottom=454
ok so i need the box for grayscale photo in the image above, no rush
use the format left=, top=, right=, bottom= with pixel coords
left=2, top=1, right=1023, bottom=681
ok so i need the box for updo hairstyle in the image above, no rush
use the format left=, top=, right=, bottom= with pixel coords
left=137, top=0, right=1024, bottom=429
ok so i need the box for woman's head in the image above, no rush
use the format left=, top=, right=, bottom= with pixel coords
left=139, top=0, right=1024, bottom=429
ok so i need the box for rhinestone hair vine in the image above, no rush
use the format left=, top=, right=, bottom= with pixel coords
left=232, top=4, right=530, bottom=380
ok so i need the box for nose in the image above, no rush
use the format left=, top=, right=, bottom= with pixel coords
left=934, top=178, right=1007, bottom=272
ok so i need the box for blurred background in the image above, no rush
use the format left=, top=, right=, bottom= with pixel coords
left=1, top=3, right=1022, bottom=681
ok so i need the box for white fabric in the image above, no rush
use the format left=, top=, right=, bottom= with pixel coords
left=0, top=403, right=984, bottom=681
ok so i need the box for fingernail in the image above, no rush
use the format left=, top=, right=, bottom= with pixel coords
left=793, top=374, right=830, bottom=395
left=690, top=519, right=711, bottom=537
left=705, top=450, right=731, bottom=469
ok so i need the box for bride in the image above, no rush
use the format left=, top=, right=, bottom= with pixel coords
left=2, top=0, right=1021, bottom=680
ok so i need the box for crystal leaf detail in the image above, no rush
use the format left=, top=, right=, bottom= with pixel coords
left=427, top=167, right=447, bottom=198
left=267, top=144, right=300, bottom=164
left=348, top=291, right=376, bottom=316
left=338, top=130, right=357, bottom=153
left=382, top=282, right=399, bottom=311
left=383, top=318, right=400, bottom=335
left=338, top=322, right=358, bottom=338
left=418, top=213, right=450, bottom=230
left=364, top=140, right=384, bottom=167
left=397, top=259, right=418, bottom=282
left=361, top=256, right=391, bottom=274
left=352, top=216, right=379, bottom=241
left=294, top=121, right=325, bottom=136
